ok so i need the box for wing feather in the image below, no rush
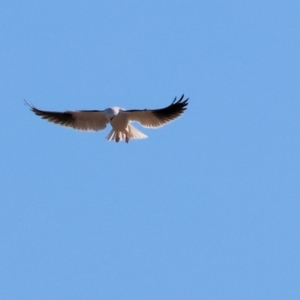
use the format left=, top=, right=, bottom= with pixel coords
left=25, top=101, right=109, bottom=131
left=125, top=95, right=188, bottom=128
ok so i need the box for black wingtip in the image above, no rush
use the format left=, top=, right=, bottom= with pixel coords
left=152, top=94, right=189, bottom=122
left=171, top=94, right=188, bottom=110
left=172, top=94, right=187, bottom=105
left=24, top=99, right=32, bottom=108
left=24, top=100, right=41, bottom=116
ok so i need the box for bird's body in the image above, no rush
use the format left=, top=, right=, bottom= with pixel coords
left=26, top=95, right=188, bottom=143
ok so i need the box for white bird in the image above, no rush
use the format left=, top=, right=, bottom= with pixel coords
left=25, top=95, right=188, bottom=143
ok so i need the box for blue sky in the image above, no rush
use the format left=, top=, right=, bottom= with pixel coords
left=1, top=1, right=300, bottom=299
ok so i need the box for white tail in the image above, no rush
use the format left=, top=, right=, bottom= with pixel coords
left=106, top=124, right=148, bottom=142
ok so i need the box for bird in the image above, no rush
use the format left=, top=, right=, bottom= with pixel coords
left=25, top=95, right=188, bottom=143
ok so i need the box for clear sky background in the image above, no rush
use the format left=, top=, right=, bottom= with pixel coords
left=1, top=1, right=300, bottom=299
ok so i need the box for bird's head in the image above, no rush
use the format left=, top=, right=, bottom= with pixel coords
left=105, top=107, right=119, bottom=120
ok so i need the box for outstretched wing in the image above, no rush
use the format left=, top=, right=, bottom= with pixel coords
left=25, top=101, right=109, bottom=131
left=125, top=94, right=188, bottom=128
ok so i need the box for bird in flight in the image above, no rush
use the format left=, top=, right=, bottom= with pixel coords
left=25, top=95, right=188, bottom=143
